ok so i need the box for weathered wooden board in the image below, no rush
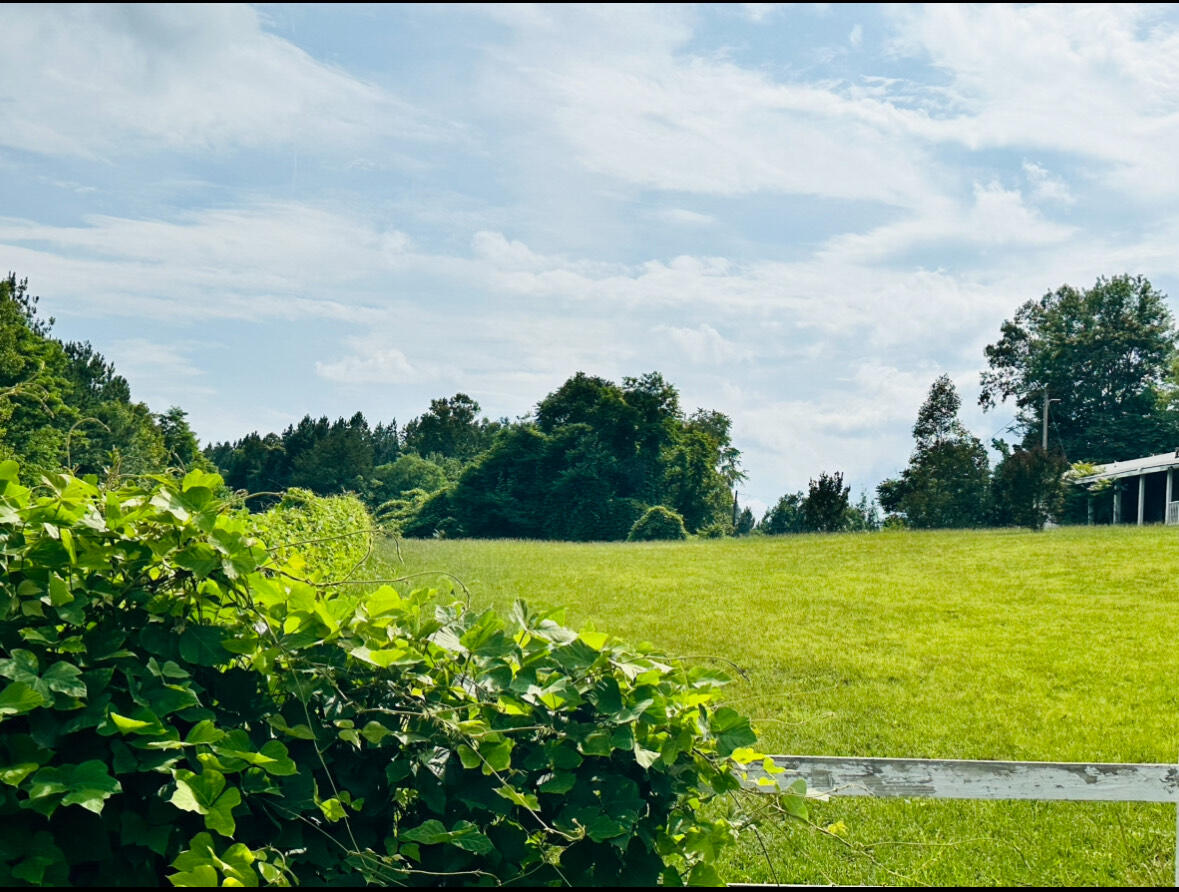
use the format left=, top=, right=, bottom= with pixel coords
left=741, top=756, right=1179, bottom=803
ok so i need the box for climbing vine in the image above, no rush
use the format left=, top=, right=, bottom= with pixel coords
left=0, top=463, right=794, bottom=885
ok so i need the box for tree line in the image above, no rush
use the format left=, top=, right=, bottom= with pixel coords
left=4, top=271, right=1178, bottom=538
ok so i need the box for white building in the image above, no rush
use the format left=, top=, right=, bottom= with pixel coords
left=1070, top=451, right=1179, bottom=525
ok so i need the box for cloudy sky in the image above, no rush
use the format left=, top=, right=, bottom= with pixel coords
left=5, top=3, right=1179, bottom=511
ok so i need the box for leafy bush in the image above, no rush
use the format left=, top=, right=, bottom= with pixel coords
left=627, top=506, right=689, bottom=541
left=251, top=487, right=372, bottom=579
left=0, top=463, right=785, bottom=885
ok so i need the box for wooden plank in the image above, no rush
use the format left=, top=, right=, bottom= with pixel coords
left=740, top=756, right=1179, bottom=803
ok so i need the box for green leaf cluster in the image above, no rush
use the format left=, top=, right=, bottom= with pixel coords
left=0, top=461, right=780, bottom=885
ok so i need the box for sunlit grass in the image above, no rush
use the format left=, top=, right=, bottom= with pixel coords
left=372, top=526, right=1179, bottom=886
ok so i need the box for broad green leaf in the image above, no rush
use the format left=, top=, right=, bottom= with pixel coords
left=478, top=739, right=512, bottom=774
left=400, top=819, right=449, bottom=845
left=0, top=762, right=38, bottom=786
left=494, top=785, right=539, bottom=811
left=185, top=720, right=225, bottom=745
left=171, top=768, right=241, bottom=837
left=457, top=744, right=481, bottom=770
left=42, top=661, right=86, bottom=698
left=585, top=814, right=627, bottom=842
left=0, top=682, right=46, bottom=717
left=318, top=797, right=347, bottom=822
left=687, top=863, right=723, bottom=886
left=59, top=760, right=122, bottom=814
left=633, top=742, right=661, bottom=769
left=537, top=771, right=576, bottom=794
left=169, top=864, right=219, bottom=887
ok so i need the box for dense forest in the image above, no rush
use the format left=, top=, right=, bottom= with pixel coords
left=6, top=272, right=1179, bottom=537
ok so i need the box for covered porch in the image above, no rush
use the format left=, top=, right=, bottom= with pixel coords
left=1071, top=451, right=1179, bottom=525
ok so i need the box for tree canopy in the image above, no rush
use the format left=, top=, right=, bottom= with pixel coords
left=979, top=275, right=1179, bottom=462
left=404, top=372, right=740, bottom=540
left=878, top=375, right=990, bottom=529
left=0, top=273, right=201, bottom=479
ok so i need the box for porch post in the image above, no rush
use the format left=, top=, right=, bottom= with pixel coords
left=1168, top=469, right=1174, bottom=523
left=1114, top=484, right=1121, bottom=524
left=1087, top=496, right=1094, bottom=526
left=1138, top=475, right=1146, bottom=525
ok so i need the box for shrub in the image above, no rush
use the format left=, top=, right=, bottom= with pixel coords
left=627, top=506, right=689, bottom=541
left=0, top=463, right=786, bottom=885
left=251, top=486, right=373, bottom=579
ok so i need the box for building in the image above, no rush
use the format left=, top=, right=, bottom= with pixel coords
left=1070, top=451, right=1179, bottom=525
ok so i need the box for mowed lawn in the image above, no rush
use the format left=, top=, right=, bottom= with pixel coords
left=375, top=526, right=1179, bottom=886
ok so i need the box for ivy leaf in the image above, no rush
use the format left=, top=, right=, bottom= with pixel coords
left=24, top=760, right=121, bottom=817
left=537, top=771, right=577, bottom=794
left=494, top=785, right=539, bottom=811
left=709, top=707, right=757, bottom=757
left=0, top=762, right=38, bottom=787
left=0, top=682, right=46, bottom=718
left=318, top=797, right=347, bottom=822
left=10, top=832, right=65, bottom=885
left=59, top=760, right=123, bottom=814
left=585, top=814, right=628, bottom=842
left=185, top=720, right=225, bottom=745
left=633, top=742, right=661, bottom=769
left=400, top=819, right=449, bottom=844
left=41, top=662, right=86, bottom=699
left=687, top=863, right=723, bottom=886
left=171, top=768, right=242, bottom=837
left=178, top=626, right=226, bottom=667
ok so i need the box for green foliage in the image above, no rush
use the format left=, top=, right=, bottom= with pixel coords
left=402, top=393, right=501, bottom=462
left=980, top=274, right=1179, bottom=462
left=0, top=462, right=771, bottom=885
left=369, top=454, right=449, bottom=505
left=208, top=415, right=405, bottom=508
left=627, top=506, right=689, bottom=541
left=760, top=492, right=805, bottom=535
left=801, top=471, right=850, bottom=533
left=407, top=372, right=740, bottom=540
left=251, top=488, right=373, bottom=579
left=879, top=376, right=990, bottom=529
left=0, top=274, right=188, bottom=479
left=989, top=446, right=1069, bottom=530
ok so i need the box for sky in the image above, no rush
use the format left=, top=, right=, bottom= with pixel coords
left=5, top=3, right=1179, bottom=514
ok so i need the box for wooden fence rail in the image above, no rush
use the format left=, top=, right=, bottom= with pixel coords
left=741, top=756, right=1179, bottom=885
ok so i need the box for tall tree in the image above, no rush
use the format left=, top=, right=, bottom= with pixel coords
left=759, top=492, right=805, bottom=535
left=403, top=393, right=496, bottom=461
left=979, top=275, right=1179, bottom=462
left=878, top=375, right=990, bottom=528
left=801, top=471, right=850, bottom=533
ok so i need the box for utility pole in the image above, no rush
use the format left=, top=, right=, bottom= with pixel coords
left=1042, top=388, right=1049, bottom=450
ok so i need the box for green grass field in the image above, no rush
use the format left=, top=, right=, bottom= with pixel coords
left=371, top=526, right=1179, bottom=886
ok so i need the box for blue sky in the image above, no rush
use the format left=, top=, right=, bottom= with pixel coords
left=5, top=3, right=1179, bottom=513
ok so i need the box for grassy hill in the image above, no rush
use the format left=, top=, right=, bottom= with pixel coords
left=375, top=526, right=1179, bottom=885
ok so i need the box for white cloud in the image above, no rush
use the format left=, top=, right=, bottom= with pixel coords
left=0, top=5, right=449, bottom=159
left=819, top=181, right=1075, bottom=265
left=479, top=6, right=936, bottom=207
left=849, top=23, right=863, bottom=47
left=315, top=342, right=423, bottom=386
left=888, top=4, right=1179, bottom=198
left=1022, top=161, right=1075, bottom=205
left=658, top=324, right=753, bottom=365
left=655, top=208, right=717, bottom=226
left=0, top=203, right=408, bottom=322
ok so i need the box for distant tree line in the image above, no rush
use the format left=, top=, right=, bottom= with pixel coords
left=207, top=371, right=742, bottom=541
left=8, top=270, right=1178, bottom=539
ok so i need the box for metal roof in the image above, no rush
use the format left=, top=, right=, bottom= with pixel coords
left=1071, top=451, right=1179, bottom=483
